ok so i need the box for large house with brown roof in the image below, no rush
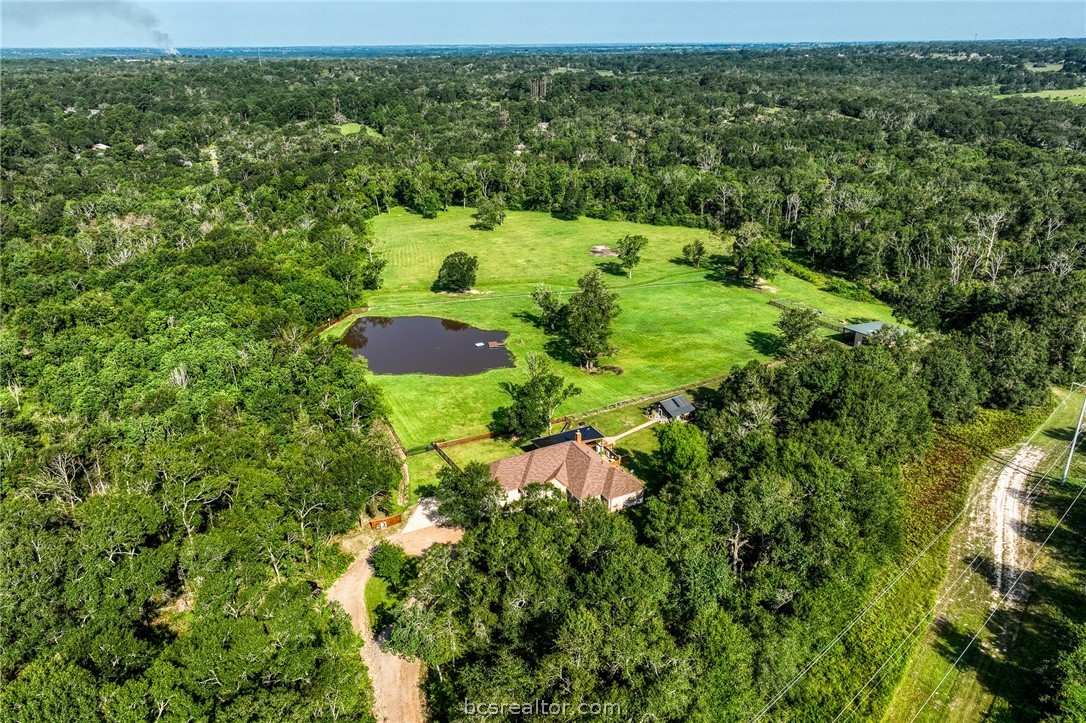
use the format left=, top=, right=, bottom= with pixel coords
left=489, top=437, right=645, bottom=512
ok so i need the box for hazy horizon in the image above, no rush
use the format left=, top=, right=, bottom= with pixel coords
left=3, top=2, right=1083, bottom=51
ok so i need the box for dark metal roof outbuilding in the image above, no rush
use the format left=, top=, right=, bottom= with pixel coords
left=843, top=321, right=887, bottom=336
left=530, top=425, right=605, bottom=449
left=657, top=394, right=696, bottom=419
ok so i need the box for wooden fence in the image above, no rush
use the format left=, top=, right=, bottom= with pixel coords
left=430, top=443, right=460, bottom=470
left=407, top=372, right=736, bottom=459
left=306, top=307, right=370, bottom=341
left=398, top=299, right=832, bottom=458
left=433, top=431, right=495, bottom=449
left=565, top=373, right=732, bottom=422
left=768, top=298, right=847, bottom=333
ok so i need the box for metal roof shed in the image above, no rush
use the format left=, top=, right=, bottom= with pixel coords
left=530, top=425, right=605, bottom=449
left=843, top=321, right=887, bottom=347
left=655, top=394, right=696, bottom=420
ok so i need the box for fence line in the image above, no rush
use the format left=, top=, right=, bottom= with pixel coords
left=403, top=373, right=732, bottom=457
left=768, top=298, right=847, bottom=333
left=307, top=307, right=369, bottom=341
left=430, top=443, right=460, bottom=470
left=433, top=431, right=496, bottom=449
left=565, top=372, right=732, bottom=421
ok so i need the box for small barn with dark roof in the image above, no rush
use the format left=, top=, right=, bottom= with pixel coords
left=530, top=425, right=604, bottom=449
left=844, top=321, right=888, bottom=347
left=651, top=394, right=696, bottom=421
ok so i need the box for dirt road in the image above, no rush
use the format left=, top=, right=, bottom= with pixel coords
left=985, top=445, right=1045, bottom=603
left=326, top=547, right=424, bottom=723
left=885, top=439, right=1055, bottom=722
left=326, top=510, right=464, bottom=723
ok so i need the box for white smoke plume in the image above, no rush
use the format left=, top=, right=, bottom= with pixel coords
left=5, top=1, right=178, bottom=54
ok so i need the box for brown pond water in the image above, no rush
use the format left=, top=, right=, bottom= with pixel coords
left=342, top=316, right=514, bottom=376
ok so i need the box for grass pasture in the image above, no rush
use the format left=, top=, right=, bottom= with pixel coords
left=999, top=87, right=1086, bottom=104
left=338, top=207, right=893, bottom=449
left=337, top=122, right=384, bottom=137
left=1026, top=62, right=1065, bottom=73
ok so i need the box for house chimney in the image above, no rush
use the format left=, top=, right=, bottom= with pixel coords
left=575, top=429, right=582, bottom=443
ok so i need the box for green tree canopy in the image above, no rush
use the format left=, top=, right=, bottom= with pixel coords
left=432, top=251, right=479, bottom=293
left=775, top=307, right=823, bottom=358
left=682, top=238, right=707, bottom=268
left=435, top=462, right=504, bottom=528
left=562, top=269, right=620, bottom=370
left=615, top=234, right=649, bottom=278
left=496, top=353, right=582, bottom=438
left=474, top=195, right=507, bottom=230
left=734, top=237, right=782, bottom=285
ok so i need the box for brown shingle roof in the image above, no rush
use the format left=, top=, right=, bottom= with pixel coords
left=489, top=441, right=644, bottom=503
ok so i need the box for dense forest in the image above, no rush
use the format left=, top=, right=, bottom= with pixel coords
left=1, top=41, right=1084, bottom=721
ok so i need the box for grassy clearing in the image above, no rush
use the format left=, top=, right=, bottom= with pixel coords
left=579, top=404, right=655, bottom=437
left=999, top=87, right=1086, bottom=104
left=319, top=313, right=365, bottom=341
left=441, top=437, right=528, bottom=468
left=405, top=452, right=445, bottom=502
left=882, top=387, right=1086, bottom=722
left=786, top=400, right=1058, bottom=721
left=337, top=122, right=385, bottom=137
left=343, top=208, right=892, bottom=449
left=1026, top=62, right=1065, bottom=73
left=575, top=382, right=722, bottom=436
left=364, top=575, right=392, bottom=630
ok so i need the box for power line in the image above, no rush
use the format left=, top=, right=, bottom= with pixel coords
left=908, top=468, right=1086, bottom=722
left=831, top=442, right=1072, bottom=723
left=1060, top=388, right=1086, bottom=486
left=748, top=387, right=1081, bottom=723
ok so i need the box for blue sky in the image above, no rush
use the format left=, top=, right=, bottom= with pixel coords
left=2, top=1, right=1083, bottom=49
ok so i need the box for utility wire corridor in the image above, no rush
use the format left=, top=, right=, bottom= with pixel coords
left=833, top=441, right=1074, bottom=722
left=749, top=384, right=1086, bottom=723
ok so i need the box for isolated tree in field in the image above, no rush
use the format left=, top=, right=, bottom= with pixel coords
left=474, top=195, right=507, bottom=230
left=531, top=284, right=565, bottom=333
left=734, top=238, right=782, bottom=285
left=682, top=238, right=707, bottom=268
left=616, top=234, right=648, bottom=278
left=433, top=251, right=478, bottom=292
left=435, top=462, right=504, bottom=528
left=563, top=269, right=620, bottom=370
left=718, top=221, right=766, bottom=255
left=775, top=307, right=822, bottom=358
left=497, top=353, right=582, bottom=438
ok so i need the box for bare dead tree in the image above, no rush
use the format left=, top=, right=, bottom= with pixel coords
left=947, top=236, right=972, bottom=286
left=696, top=145, right=722, bottom=173
left=729, top=525, right=750, bottom=576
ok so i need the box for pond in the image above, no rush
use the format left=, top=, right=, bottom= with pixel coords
left=342, top=316, right=514, bottom=376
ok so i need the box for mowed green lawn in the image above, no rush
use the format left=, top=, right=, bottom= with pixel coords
left=334, top=207, right=893, bottom=449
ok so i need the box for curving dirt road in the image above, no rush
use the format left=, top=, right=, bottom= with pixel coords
left=326, top=501, right=463, bottom=723
left=326, top=546, right=424, bottom=723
